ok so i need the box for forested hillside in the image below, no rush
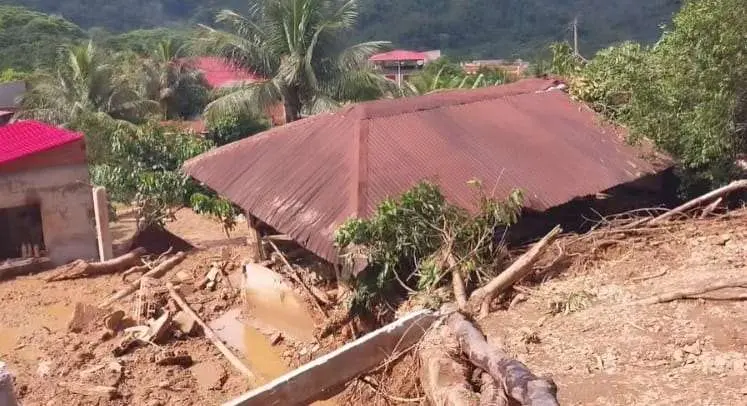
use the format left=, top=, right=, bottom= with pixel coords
left=4, top=0, right=681, bottom=57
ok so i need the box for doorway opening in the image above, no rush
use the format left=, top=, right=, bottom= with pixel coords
left=0, top=204, right=45, bottom=260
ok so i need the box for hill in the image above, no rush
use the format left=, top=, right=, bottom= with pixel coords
left=5, top=0, right=682, bottom=57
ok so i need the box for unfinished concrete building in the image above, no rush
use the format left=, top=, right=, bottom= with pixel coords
left=0, top=120, right=97, bottom=266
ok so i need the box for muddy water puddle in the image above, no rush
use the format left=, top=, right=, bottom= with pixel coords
left=210, top=309, right=337, bottom=405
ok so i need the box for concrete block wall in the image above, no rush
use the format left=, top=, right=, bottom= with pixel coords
left=0, top=164, right=97, bottom=265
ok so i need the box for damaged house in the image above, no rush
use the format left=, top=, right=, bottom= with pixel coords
left=183, top=78, right=671, bottom=266
left=0, top=121, right=97, bottom=268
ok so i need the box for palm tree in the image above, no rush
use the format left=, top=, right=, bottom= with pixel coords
left=139, top=40, right=209, bottom=119
left=195, top=0, right=396, bottom=123
left=19, top=41, right=159, bottom=125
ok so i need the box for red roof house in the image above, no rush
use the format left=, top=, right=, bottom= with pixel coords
left=184, top=79, right=670, bottom=264
left=187, top=57, right=264, bottom=89
left=0, top=121, right=97, bottom=265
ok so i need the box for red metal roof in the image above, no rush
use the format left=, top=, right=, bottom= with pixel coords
left=183, top=79, right=666, bottom=264
left=0, top=121, right=83, bottom=166
left=369, top=50, right=428, bottom=62
left=187, top=57, right=265, bottom=89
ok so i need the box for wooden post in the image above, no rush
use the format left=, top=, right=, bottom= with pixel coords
left=0, top=362, right=19, bottom=406
left=93, top=187, right=113, bottom=261
left=246, top=215, right=266, bottom=262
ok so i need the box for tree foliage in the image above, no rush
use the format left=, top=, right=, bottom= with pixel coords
left=406, top=59, right=514, bottom=95
left=18, top=42, right=160, bottom=125
left=335, top=181, right=523, bottom=311
left=193, top=0, right=398, bottom=122
left=559, top=0, right=746, bottom=190
left=90, top=123, right=214, bottom=228
left=205, top=109, right=269, bottom=146
left=0, top=6, right=86, bottom=71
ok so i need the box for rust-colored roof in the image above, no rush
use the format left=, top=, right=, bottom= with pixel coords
left=184, top=78, right=665, bottom=263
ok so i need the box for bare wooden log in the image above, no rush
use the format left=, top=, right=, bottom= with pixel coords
left=166, top=283, right=258, bottom=383
left=266, top=239, right=328, bottom=316
left=468, top=226, right=562, bottom=317
left=628, top=277, right=747, bottom=306
left=700, top=197, right=723, bottom=219
left=99, top=252, right=186, bottom=308
left=650, top=179, right=747, bottom=224
left=419, top=324, right=480, bottom=406
left=448, top=313, right=558, bottom=406
left=45, top=248, right=147, bottom=282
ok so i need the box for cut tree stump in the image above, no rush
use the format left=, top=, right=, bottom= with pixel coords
left=99, top=252, right=186, bottom=308
left=448, top=313, right=558, bottom=406
left=46, top=248, right=146, bottom=282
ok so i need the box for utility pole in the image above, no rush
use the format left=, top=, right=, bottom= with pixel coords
left=572, top=17, right=579, bottom=57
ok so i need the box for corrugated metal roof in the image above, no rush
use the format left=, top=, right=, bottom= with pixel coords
left=183, top=78, right=666, bottom=264
left=370, top=50, right=428, bottom=62
left=186, top=57, right=265, bottom=88
left=0, top=120, right=83, bottom=166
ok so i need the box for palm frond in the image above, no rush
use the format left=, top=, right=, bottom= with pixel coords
left=204, top=80, right=282, bottom=120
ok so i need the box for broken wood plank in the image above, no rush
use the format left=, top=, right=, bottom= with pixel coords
left=0, top=257, right=52, bottom=280
left=99, top=252, right=186, bottom=308
left=166, top=283, right=258, bottom=383
left=222, top=310, right=437, bottom=406
left=266, top=239, right=329, bottom=316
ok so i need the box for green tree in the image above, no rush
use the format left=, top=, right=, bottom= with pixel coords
left=566, top=0, right=747, bottom=190
left=194, top=0, right=396, bottom=122
left=18, top=41, right=160, bottom=125
left=0, top=6, right=86, bottom=71
left=205, top=110, right=269, bottom=146
left=406, top=59, right=513, bottom=95
left=138, top=40, right=210, bottom=119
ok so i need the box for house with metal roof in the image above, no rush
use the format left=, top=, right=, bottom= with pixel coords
left=183, top=78, right=671, bottom=265
left=0, top=121, right=97, bottom=266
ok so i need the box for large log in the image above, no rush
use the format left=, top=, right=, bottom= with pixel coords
left=448, top=313, right=558, bottom=406
left=99, top=252, right=186, bottom=308
left=468, top=226, right=562, bottom=317
left=45, top=248, right=147, bottom=282
left=419, top=324, right=480, bottom=406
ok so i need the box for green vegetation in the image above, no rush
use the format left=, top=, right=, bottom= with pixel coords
left=0, top=68, right=28, bottom=83
left=335, top=182, right=522, bottom=313
left=406, top=59, right=513, bottom=95
left=195, top=0, right=396, bottom=122
left=5, top=1, right=678, bottom=59
left=553, top=0, right=746, bottom=191
left=205, top=110, right=269, bottom=147
left=0, top=6, right=86, bottom=71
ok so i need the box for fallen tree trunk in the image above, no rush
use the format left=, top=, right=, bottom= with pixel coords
left=628, top=277, right=747, bottom=306
left=166, top=283, right=258, bottom=383
left=420, top=322, right=480, bottom=406
left=45, top=248, right=146, bottom=282
left=649, top=179, right=747, bottom=225
left=99, top=252, right=186, bottom=308
left=448, top=313, right=558, bottom=406
left=468, top=226, right=562, bottom=317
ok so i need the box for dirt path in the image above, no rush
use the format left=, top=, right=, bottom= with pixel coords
left=479, top=214, right=747, bottom=405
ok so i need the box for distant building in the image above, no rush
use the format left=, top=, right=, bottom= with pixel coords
left=174, top=57, right=287, bottom=129
left=369, top=50, right=441, bottom=85
left=0, top=121, right=97, bottom=265
left=0, top=81, right=26, bottom=126
left=462, top=59, right=529, bottom=78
